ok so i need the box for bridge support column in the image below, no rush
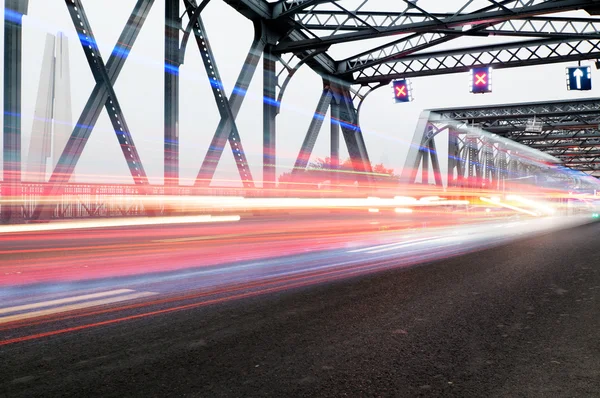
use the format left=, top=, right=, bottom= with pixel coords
left=497, top=144, right=508, bottom=191
left=428, top=138, right=443, bottom=186
left=263, top=44, right=277, bottom=189
left=421, top=143, right=430, bottom=185
left=164, top=0, right=180, bottom=187
left=482, top=139, right=494, bottom=189
left=335, top=83, right=372, bottom=188
left=466, top=135, right=480, bottom=188
left=3, top=0, right=28, bottom=223
left=448, top=129, right=461, bottom=188
left=330, top=101, right=340, bottom=185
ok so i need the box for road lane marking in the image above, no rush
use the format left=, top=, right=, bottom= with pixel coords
left=0, top=291, right=157, bottom=325
left=0, top=289, right=135, bottom=315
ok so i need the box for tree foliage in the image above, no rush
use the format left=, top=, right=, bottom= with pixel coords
left=278, top=157, right=399, bottom=187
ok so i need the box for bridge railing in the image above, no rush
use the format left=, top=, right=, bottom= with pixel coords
left=0, top=183, right=253, bottom=221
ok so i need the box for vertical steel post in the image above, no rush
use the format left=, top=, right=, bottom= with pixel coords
left=401, top=111, right=431, bottom=185
left=497, top=144, right=507, bottom=191
left=483, top=140, right=494, bottom=186
left=457, top=138, right=465, bottom=186
left=447, top=129, right=459, bottom=187
left=466, top=135, right=478, bottom=188
left=475, top=140, right=483, bottom=183
left=165, top=0, right=180, bottom=187
left=3, top=0, right=28, bottom=223
left=428, top=138, right=443, bottom=186
left=421, top=145, right=429, bottom=185
left=263, top=44, right=277, bottom=188
left=330, top=101, right=340, bottom=184
left=336, top=83, right=372, bottom=177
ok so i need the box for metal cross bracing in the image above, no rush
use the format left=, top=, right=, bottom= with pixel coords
left=30, top=0, right=156, bottom=221
left=2, top=0, right=374, bottom=222
left=219, top=0, right=600, bottom=85
left=5, top=0, right=600, bottom=222
left=432, top=98, right=600, bottom=177
left=399, top=111, right=569, bottom=190
left=227, top=0, right=600, bottom=181
left=265, top=0, right=600, bottom=82
left=274, top=0, right=599, bottom=51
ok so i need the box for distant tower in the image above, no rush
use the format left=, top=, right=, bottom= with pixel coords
left=26, top=32, right=72, bottom=182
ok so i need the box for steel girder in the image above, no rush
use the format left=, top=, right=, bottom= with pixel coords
left=336, top=81, right=373, bottom=179
left=304, top=14, right=600, bottom=34
left=2, top=0, right=28, bottom=223
left=351, top=37, right=600, bottom=83
left=435, top=99, right=600, bottom=123
left=220, top=0, right=600, bottom=84
left=272, top=0, right=334, bottom=18
left=432, top=98, right=600, bottom=176
left=340, top=16, right=600, bottom=75
left=165, top=0, right=180, bottom=187
left=274, top=0, right=595, bottom=52
left=221, top=0, right=337, bottom=76
left=263, top=44, right=281, bottom=188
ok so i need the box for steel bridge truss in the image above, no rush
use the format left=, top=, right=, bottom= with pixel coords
left=265, top=0, right=600, bottom=83
left=5, top=1, right=600, bottom=221
left=398, top=111, right=558, bottom=190
left=431, top=98, right=600, bottom=177
left=2, top=0, right=376, bottom=222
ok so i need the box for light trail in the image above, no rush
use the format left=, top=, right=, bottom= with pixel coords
left=0, top=215, right=241, bottom=234
left=0, top=215, right=591, bottom=344
left=0, top=291, right=157, bottom=325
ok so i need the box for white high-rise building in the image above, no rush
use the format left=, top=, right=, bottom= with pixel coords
left=26, top=32, right=72, bottom=182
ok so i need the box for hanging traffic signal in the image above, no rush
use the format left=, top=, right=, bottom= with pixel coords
left=392, top=79, right=413, bottom=103
left=470, top=67, right=492, bottom=94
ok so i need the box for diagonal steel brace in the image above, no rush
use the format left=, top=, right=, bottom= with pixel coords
left=184, top=0, right=260, bottom=188
left=291, top=84, right=333, bottom=175
left=31, top=0, right=154, bottom=220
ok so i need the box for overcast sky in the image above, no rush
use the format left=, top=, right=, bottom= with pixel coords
left=2, top=0, right=599, bottom=187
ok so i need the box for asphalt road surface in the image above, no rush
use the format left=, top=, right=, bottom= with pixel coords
left=2, top=221, right=600, bottom=397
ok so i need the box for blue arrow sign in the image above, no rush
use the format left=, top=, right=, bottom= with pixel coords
left=566, top=66, right=592, bottom=91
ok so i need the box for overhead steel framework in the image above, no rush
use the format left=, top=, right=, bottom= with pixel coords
left=4, top=0, right=600, bottom=221
left=398, top=110, right=569, bottom=190
left=432, top=98, right=600, bottom=176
